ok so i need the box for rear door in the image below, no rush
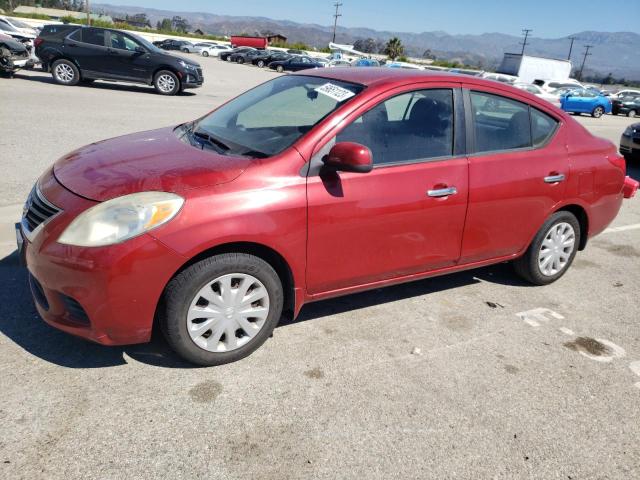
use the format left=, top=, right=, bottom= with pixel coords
left=459, top=87, right=567, bottom=263
left=105, top=30, right=152, bottom=81
left=306, top=84, right=469, bottom=294
left=66, top=27, right=109, bottom=74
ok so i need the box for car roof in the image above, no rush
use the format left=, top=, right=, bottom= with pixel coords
left=296, top=67, right=502, bottom=88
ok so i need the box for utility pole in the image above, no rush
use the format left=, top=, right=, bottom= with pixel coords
left=86, top=0, right=91, bottom=26
left=520, top=28, right=532, bottom=55
left=578, top=45, right=593, bottom=81
left=332, top=2, right=343, bottom=43
left=567, top=36, right=576, bottom=60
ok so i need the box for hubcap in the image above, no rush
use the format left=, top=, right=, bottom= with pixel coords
left=538, top=222, right=575, bottom=276
left=186, top=273, right=270, bottom=353
left=157, top=74, right=176, bottom=93
left=595, top=107, right=603, bottom=117
left=55, top=63, right=74, bottom=82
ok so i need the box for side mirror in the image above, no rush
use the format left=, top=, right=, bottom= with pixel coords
left=322, top=142, right=373, bottom=173
left=134, top=46, right=145, bottom=54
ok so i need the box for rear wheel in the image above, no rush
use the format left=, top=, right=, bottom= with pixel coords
left=160, top=253, right=284, bottom=366
left=276, top=65, right=284, bottom=73
left=592, top=106, right=605, bottom=118
left=51, top=59, right=79, bottom=86
left=257, top=59, right=265, bottom=68
left=181, top=48, right=189, bottom=53
left=513, top=211, right=580, bottom=285
left=237, top=57, right=245, bottom=64
left=153, top=70, right=180, bottom=95
left=628, top=109, right=637, bottom=118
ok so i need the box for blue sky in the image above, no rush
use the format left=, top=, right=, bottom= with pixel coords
left=102, top=0, right=640, bottom=37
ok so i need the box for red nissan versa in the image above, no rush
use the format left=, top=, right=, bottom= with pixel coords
left=17, top=69, right=638, bottom=366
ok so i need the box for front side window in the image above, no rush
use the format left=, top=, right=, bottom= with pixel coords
left=471, top=91, right=531, bottom=152
left=109, top=32, right=141, bottom=51
left=191, top=75, right=364, bottom=157
left=81, top=28, right=106, bottom=47
left=336, top=89, right=454, bottom=165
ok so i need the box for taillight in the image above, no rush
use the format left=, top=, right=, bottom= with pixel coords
left=34, top=37, right=43, bottom=48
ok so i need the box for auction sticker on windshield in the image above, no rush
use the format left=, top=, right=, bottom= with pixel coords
left=314, top=83, right=356, bottom=102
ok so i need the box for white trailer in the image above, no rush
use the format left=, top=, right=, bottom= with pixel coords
left=496, top=53, right=573, bottom=84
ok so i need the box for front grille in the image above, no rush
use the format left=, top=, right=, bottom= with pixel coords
left=196, top=67, right=203, bottom=79
left=60, top=294, right=90, bottom=325
left=23, top=186, right=60, bottom=235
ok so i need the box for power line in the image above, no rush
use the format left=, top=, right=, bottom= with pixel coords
left=578, top=45, right=593, bottom=80
left=332, top=2, right=343, bottom=43
left=567, top=36, right=577, bottom=60
left=520, top=28, right=532, bottom=55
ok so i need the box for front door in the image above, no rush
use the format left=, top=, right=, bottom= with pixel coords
left=105, top=30, right=152, bottom=81
left=306, top=86, right=469, bottom=294
left=459, top=88, right=568, bottom=263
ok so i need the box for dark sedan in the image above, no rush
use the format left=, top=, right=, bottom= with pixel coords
left=153, top=39, right=192, bottom=51
left=620, top=122, right=640, bottom=161
left=251, top=51, right=290, bottom=68
left=612, top=96, right=640, bottom=117
left=228, top=49, right=264, bottom=64
left=219, top=47, right=255, bottom=62
left=268, top=56, right=323, bottom=73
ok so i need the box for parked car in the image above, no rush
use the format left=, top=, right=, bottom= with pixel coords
left=620, top=122, right=639, bottom=161
left=385, top=61, right=424, bottom=70
left=35, top=25, right=203, bottom=95
left=352, top=58, right=380, bottom=67
left=612, top=92, right=640, bottom=115
left=199, top=44, right=230, bottom=57
left=0, top=15, right=38, bottom=37
left=513, top=83, right=561, bottom=107
left=326, top=59, right=351, bottom=68
left=229, top=49, right=265, bottom=64
left=251, top=50, right=290, bottom=68
left=268, top=55, right=323, bottom=72
left=0, top=33, right=30, bottom=76
left=219, top=46, right=254, bottom=62
left=559, top=88, right=612, bottom=117
left=612, top=96, right=640, bottom=117
left=534, top=79, right=583, bottom=93
left=153, top=39, right=193, bottom=51
left=610, top=89, right=640, bottom=100
left=17, top=69, right=638, bottom=366
left=182, top=42, right=218, bottom=53
left=482, top=72, right=518, bottom=84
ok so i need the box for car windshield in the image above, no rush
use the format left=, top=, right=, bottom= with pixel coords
left=187, top=75, right=364, bottom=157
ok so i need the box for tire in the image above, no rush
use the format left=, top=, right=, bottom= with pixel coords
left=513, top=211, right=581, bottom=285
left=202, top=51, right=209, bottom=57
left=257, top=59, right=265, bottom=68
left=51, top=59, right=80, bottom=86
left=153, top=70, right=180, bottom=95
left=182, top=48, right=189, bottom=53
left=237, top=57, right=245, bottom=64
left=628, top=110, right=637, bottom=118
left=160, top=253, right=284, bottom=366
left=592, top=106, right=605, bottom=118
left=276, top=65, right=284, bottom=73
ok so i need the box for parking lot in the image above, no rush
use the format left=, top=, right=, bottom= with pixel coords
left=1, top=57, right=639, bottom=479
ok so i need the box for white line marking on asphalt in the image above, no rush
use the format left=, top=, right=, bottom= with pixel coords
left=559, top=327, right=575, bottom=336
left=630, top=361, right=640, bottom=377
left=603, top=223, right=640, bottom=234
left=516, top=308, right=564, bottom=328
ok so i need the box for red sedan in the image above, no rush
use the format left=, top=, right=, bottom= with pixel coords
left=18, top=69, right=638, bottom=366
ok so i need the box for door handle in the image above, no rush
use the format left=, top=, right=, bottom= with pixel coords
left=427, top=186, right=457, bottom=198
left=544, top=174, right=565, bottom=183
left=107, top=49, right=119, bottom=55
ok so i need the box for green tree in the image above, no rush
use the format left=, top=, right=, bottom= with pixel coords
left=384, top=37, right=404, bottom=60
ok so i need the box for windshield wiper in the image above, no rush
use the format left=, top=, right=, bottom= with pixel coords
left=193, top=130, right=231, bottom=152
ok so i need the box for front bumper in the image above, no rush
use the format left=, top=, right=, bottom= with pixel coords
left=21, top=172, right=187, bottom=345
left=180, top=68, right=203, bottom=89
left=620, top=133, right=640, bottom=157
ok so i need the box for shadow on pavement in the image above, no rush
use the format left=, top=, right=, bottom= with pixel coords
left=626, top=157, right=640, bottom=182
left=0, top=246, right=526, bottom=369
left=11, top=71, right=196, bottom=96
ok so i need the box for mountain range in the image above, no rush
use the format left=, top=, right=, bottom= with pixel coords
left=95, top=3, right=640, bottom=79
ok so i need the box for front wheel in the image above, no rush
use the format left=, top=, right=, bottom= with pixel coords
left=202, top=51, right=209, bottom=57
left=160, top=253, right=284, bottom=366
left=276, top=65, right=284, bottom=73
left=237, top=57, right=245, bottom=64
left=153, top=70, right=180, bottom=95
left=513, top=211, right=580, bottom=285
left=628, top=109, right=637, bottom=118
left=257, top=59, right=265, bottom=68
left=592, top=106, right=605, bottom=118
left=182, top=48, right=189, bottom=53
left=51, top=59, right=80, bottom=86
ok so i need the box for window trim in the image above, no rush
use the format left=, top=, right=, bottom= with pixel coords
left=305, top=85, right=465, bottom=176
left=464, top=88, right=560, bottom=157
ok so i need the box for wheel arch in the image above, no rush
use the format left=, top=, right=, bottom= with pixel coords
left=554, top=203, right=589, bottom=250
left=50, top=55, right=82, bottom=74
left=151, top=65, right=182, bottom=86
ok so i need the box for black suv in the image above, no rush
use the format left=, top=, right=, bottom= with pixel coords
left=35, top=25, right=203, bottom=95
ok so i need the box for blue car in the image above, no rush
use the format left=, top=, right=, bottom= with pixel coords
left=352, top=58, right=380, bottom=67
left=559, top=88, right=612, bottom=118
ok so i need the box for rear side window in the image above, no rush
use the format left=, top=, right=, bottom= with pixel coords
left=68, top=29, right=81, bottom=42
left=471, top=92, right=531, bottom=152
left=81, top=28, right=106, bottom=47
left=531, top=109, right=558, bottom=147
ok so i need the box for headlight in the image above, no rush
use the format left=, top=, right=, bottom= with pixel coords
left=623, top=126, right=633, bottom=136
left=178, top=60, right=197, bottom=70
left=58, top=192, right=184, bottom=247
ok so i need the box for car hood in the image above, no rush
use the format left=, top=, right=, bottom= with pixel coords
left=173, top=53, right=200, bottom=67
left=53, top=127, right=251, bottom=202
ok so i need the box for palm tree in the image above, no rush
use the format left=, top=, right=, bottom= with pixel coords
left=384, top=37, right=404, bottom=60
